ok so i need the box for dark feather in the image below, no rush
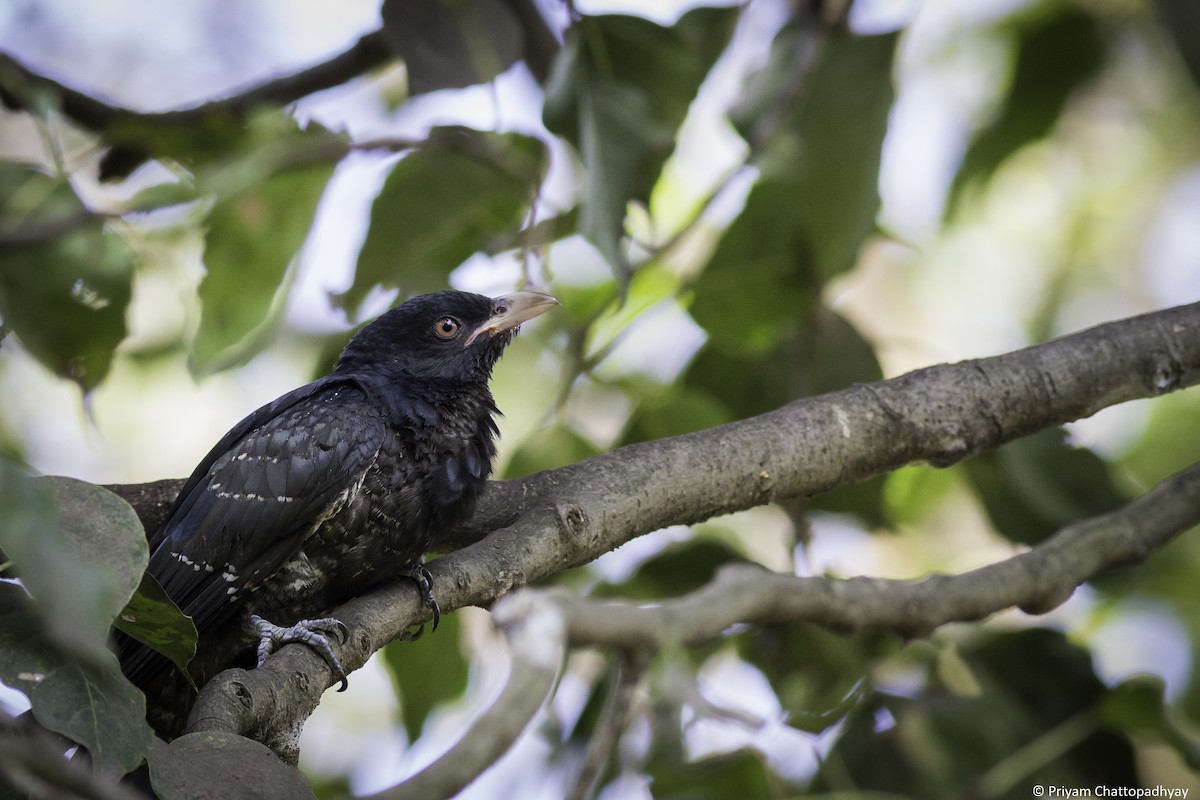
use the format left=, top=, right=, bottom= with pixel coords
left=116, top=290, right=557, bottom=738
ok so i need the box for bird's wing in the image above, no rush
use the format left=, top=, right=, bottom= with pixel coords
left=121, top=377, right=387, bottom=683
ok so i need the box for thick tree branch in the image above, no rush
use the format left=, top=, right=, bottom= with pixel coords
left=153, top=302, right=1200, bottom=761
left=351, top=458, right=1200, bottom=799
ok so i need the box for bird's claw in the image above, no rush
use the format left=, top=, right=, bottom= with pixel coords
left=403, top=563, right=441, bottom=632
left=250, top=614, right=350, bottom=692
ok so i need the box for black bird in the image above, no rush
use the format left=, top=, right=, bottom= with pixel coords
left=117, top=290, right=558, bottom=739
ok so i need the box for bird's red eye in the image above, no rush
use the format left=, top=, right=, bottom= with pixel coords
left=434, top=317, right=460, bottom=339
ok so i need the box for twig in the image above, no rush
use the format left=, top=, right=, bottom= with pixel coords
left=566, top=650, right=650, bottom=800
left=356, top=592, right=566, bottom=800
left=0, top=31, right=393, bottom=132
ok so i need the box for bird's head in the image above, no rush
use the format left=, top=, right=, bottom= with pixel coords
left=334, top=290, right=559, bottom=384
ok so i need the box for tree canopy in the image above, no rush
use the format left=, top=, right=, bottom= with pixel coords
left=1, top=1, right=1200, bottom=798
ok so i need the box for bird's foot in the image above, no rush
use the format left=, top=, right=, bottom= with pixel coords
left=249, top=614, right=350, bottom=692
left=402, top=563, right=441, bottom=634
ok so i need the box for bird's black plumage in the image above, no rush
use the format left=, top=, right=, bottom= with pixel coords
left=117, top=290, right=557, bottom=738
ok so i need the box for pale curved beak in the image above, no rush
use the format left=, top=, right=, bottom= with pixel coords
left=466, top=291, right=559, bottom=345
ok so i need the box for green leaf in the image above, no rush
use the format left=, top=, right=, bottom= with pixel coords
left=725, top=28, right=897, bottom=284
left=148, top=731, right=317, bottom=800
left=543, top=8, right=738, bottom=275
left=0, top=164, right=134, bottom=392
left=592, top=539, right=745, bottom=601
left=39, top=476, right=148, bottom=616
left=946, top=4, right=1106, bottom=217
left=739, top=623, right=883, bottom=733
left=1100, top=676, right=1200, bottom=770
left=688, top=180, right=812, bottom=358
left=962, top=427, right=1128, bottom=546
left=0, top=583, right=154, bottom=774
left=1156, top=0, right=1200, bottom=90
left=381, top=612, right=469, bottom=742
left=686, top=303, right=883, bottom=429
left=1119, top=391, right=1200, bottom=488
left=884, top=464, right=960, bottom=526
left=337, top=127, right=548, bottom=314
left=381, top=0, right=523, bottom=95
left=503, top=425, right=601, bottom=479
left=0, top=463, right=146, bottom=663
left=646, top=748, right=775, bottom=800
left=812, top=629, right=1139, bottom=797
left=622, top=387, right=730, bottom=444
left=193, top=159, right=335, bottom=372
left=112, top=572, right=199, bottom=687
left=99, top=106, right=251, bottom=181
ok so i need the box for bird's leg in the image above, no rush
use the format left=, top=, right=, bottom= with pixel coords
left=249, top=614, right=350, bottom=692
left=402, top=562, right=441, bottom=633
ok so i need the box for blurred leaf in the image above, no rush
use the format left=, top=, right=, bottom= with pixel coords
left=739, top=623, right=883, bottom=734
left=112, top=571, right=199, bottom=685
left=936, top=641, right=982, bottom=698
left=591, top=539, right=745, bottom=601
left=381, top=0, right=522, bottom=94
left=122, top=178, right=200, bottom=213
left=99, top=107, right=248, bottom=181
left=1119, top=391, right=1200, bottom=488
left=690, top=31, right=897, bottom=362
left=0, top=164, right=133, bottom=391
left=883, top=465, right=960, bottom=527
left=688, top=180, right=813, bottom=358
left=584, top=262, right=680, bottom=360
left=646, top=748, right=776, bottom=800
left=622, top=387, right=730, bottom=443
left=684, top=306, right=881, bottom=420
left=38, top=476, right=149, bottom=651
left=338, top=127, right=548, bottom=314
left=192, top=158, right=334, bottom=372
left=504, top=425, right=602, bottom=478
left=813, top=629, right=1138, bottom=798
left=551, top=278, right=619, bottom=328
left=98, top=103, right=348, bottom=184
left=381, top=612, right=469, bottom=742
left=1100, top=675, right=1200, bottom=770
left=0, top=463, right=145, bottom=663
left=726, top=27, right=897, bottom=281
left=148, top=731, right=316, bottom=800
left=544, top=8, right=738, bottom=275
left=0, top=582, right=154, bottom=775
left=962, top=427, right=1127, bottom=546
left=946, top=4, right=1105, bottom=217
left=1156, top=0, right=1200, bottom=89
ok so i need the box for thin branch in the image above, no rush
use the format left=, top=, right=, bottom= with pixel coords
left=355, top=592, right=566, bottom=800
left=0, top=31, right=393, bottom=132
left=537, top=460, right=1200, bottom=648
left=174, top=301, right=1200, bottom=763
left=566, top=650, right=650, bottom=800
